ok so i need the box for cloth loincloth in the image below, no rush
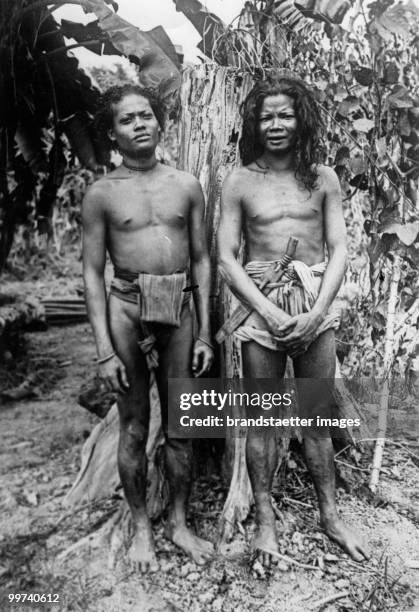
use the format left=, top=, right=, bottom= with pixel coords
left=110, top=268, right=191, bottom=368
left=234, top=259, right=340, bottom=352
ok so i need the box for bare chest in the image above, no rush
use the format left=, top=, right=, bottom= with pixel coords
left=104, top=178, right=189, bottom=231
left=242, top=175, right=324, bottom=226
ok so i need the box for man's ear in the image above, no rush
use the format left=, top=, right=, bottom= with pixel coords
left=108, top=128, right=116, bottom=143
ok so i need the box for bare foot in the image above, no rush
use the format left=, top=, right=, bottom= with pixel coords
left=252, top=522, right=279, bottom=568
left=128, top=521, right=159, bottom=573
left=321, top=516, right=370, bottom=562
left=165, top=523, right=214, bottom=565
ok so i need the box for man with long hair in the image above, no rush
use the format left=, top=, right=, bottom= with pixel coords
left=82, top=85, right=214, bottom=571
left=218, top=75, right=369, bottom=566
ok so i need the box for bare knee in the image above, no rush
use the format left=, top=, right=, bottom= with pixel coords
left=119, top=417, right=148, bottom=458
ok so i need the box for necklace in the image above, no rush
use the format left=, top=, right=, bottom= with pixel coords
left=123, top=159, right=158, bottom=172
left=255, top=159, right=270, bottom=176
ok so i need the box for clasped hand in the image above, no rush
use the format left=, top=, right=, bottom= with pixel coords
left=263, top=302, right=323, bottom=357
left=275, top=312, right=323, bottom=356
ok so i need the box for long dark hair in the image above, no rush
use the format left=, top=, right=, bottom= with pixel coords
left=239, top=76, right=325, bottom=192
left=94, top=84, right=165, bottom=151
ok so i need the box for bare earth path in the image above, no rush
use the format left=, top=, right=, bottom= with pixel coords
left=0, top=290, right=418, bottom=611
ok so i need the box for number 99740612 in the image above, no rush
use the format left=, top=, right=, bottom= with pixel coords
left=8, top=594, right=60, bottom=604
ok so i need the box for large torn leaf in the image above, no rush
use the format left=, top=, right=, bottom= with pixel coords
left=61, top=20, right=181, bottom=68
left=146, top=26, right=181, bottom=69
left=82, top=0, right=181, bottom=100
left=61, top=19, right=119, bottom=55
left=272, top=0, right=312, bottom=31
left=295, top=0, right=356, bottom=24
left=172, top=0, right=227, bottom=64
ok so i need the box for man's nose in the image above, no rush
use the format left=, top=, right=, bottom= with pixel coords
left=133, top=116, right=145, bottom=130
left=270, top=116, right=284, bottom=129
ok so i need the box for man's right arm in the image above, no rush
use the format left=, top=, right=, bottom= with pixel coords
left=217, top=171, right=291, bottom=333
left=82, top=185, right=128, bottom=392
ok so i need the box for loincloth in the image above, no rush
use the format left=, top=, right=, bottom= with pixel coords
left=234, top=260, right=340, bottom=352
left=110, top=268, right=191, bottom=368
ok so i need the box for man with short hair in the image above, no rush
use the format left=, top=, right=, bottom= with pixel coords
left=82, top=85, right=214, bottom=571
left=218, top=75, right=369, bottom=566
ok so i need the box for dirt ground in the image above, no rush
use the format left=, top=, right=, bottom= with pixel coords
left=1, top=272, right=419, bottom=612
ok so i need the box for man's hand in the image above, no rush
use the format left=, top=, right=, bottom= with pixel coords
left=262, top=301, right=293, bottom=340
left=276, top=312, right=324, bottom=356
left=192, top=339, right=214, bottom=377
left=98, top=354, right=130, bottom=393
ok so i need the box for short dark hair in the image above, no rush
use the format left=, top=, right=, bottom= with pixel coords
left=239, top=75, right=325, bottom=192
left=94, top=84, right=165, bottom=150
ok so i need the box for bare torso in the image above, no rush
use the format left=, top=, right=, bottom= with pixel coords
left=96, top=163, right=193, bottom=274
left=238, top=163, right=327, bottom=265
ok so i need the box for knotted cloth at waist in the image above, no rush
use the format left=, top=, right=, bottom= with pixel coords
left=110, top=268, right=190, bottom=368
left=234, top=259, right=340, bottom=351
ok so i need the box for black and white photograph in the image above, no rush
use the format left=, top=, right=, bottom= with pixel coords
left=0, top=0, right=418, bottom=610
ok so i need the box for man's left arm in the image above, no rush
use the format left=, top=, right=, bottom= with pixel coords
left=311, top=166, right=348, bottom=319
left=278, top=167, right=347, bottom=353
left=188, top=176, right=214, bottom=376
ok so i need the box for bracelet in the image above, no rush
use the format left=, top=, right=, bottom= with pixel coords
left=196, top=336, right=214, bottom=350
left=97, top=351, right=116, bottom=365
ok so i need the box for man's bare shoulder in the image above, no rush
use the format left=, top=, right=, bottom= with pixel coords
left=82, top=176, right=111, bottom=210
left=82, top=165, right=132, bottom=206
left=168, top=166, right=200, bottom=185
left=164, top=166, right=204, bottom=199
left=223, top=166, right=258, bottom=193
left=316, top=165, right=341, bottom=191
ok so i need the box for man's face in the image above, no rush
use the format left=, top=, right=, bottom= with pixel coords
left=108, top=94, right=160, bottom=157
left=257, top=94, right=298, bottom=155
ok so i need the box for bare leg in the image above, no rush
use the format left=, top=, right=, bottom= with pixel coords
left=242, top=341, right=287, bottom=568
left=109, top=296, right=158, bottom=572
left=156, top=305, right=214, bottom=565
left=294, top=331, right=370, bottom=562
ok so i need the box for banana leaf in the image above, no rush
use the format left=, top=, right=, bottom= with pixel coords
left=271, top=0, right=312, bottom=31
left=14, top=122, right=48, bottom=172
left=172, top=0, right=227, bottom=64
left=295, top=0, right=356, bottom=25
left=63, top=114, right=98, bottom=171
left=36, top=139, right=67, bottom=223
left=61, top=19, right=119, bottom=55
left=146, top=26, right=181, bottom=69
left=39, top=14, right=100, bottom=119
left=82, top=0, right=181, bottom=101
left=61, top=19, right=181, bottom=67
